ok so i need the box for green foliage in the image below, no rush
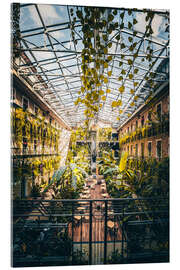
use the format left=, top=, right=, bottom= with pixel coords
left=107, top=249, right=122, bottom=264
left=42, top=161, right=88, bottom=199
left=103, top=156, right=169, bottom=201
left=98, top=149, right=117, bottom=175
left=30, top=184, right=41, bottom=198
left=70, top=7, right=157, bottom=126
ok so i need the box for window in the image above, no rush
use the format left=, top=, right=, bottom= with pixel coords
left=131, top=145, right=133, bottom=156
left=23, top=137, right=28, bottom=153
left=135, top=144, right=138, bottom=156
left=156, top=140, right=162, bottom=159
left=141, top=143, right=144, bottom=158
left=112, top=133, right=118, bottom=140
left=127, top=127, right=129, bottom=134
left=148, top=142, right=152, bottom=157
left=127, top=146, right=129, bottom=154
left=148, top=112, right=152, bottom=122
left=131, top=124, right=133, bottom=132
left=11, top=88, right=16, bottom=101
left=141, top=116, right=144, bottom=127
left=136, top=120, right=138, bottom=129
left=50, top=117, right=52, bottom=124
left=114, top=150, right=119, bottom=158
left=34, top=105, right=38, bottom=115
left=157, top=103, right=162, bottom=121
left=34, top=139, right=37, bottom=152
left=22, top=97, right=29, bottom=111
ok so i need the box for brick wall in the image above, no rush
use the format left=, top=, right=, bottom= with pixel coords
left=118, top=90, right=169, bottom=159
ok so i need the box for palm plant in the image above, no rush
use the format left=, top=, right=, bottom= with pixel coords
left=98, top=150, right=117, bottom=175
left=42, top=163, right=88, bottom=199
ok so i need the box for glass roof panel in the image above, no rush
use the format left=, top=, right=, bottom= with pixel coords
left=15, top=4, right=169, bottom=128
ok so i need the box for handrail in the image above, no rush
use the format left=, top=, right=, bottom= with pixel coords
left=13, top=197, right=168, bottom=202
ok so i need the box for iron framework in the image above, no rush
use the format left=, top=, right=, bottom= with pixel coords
left=12, top=197, right=169, bottom=267
left=12, top=4, right=169, bottom=128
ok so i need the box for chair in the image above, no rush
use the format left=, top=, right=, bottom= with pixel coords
left=74, top=215, right=82, bottom=227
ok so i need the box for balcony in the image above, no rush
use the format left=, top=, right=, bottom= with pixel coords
left=12, top=197, right=169, bottom=267
left=120, top=119, right=169, bottom=146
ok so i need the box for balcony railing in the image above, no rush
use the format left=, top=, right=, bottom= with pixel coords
left=12, top=197, right=169, bottom=267
left=119, top=120, right=169, bottom=146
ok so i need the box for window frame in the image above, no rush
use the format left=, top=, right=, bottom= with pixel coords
left=156, top=102, right=162, bottom=121
left=147, top=141, right=152, bottom=157
left=141, top=115, right=144, bottom=127
left=156, top=139, right=162, bottom=159
left=130, top=145, right=133, bottom=156
left=141, top=142, right=144, bottom=158
left=34, top=104, right=39, bottom=115
left=135, top=143, right=138, bottom=156
left=22, top=96, right=29, bottom=111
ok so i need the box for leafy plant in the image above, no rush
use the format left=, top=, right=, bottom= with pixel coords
left=42, top=162, right=88, bottom=199
left=30, top=184, right=41, bottom=198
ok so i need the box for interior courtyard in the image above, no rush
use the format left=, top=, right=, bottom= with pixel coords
left=11, top=3, right=169, bottom=267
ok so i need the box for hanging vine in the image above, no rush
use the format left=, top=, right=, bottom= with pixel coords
left=69, top=7, right=157, bottom=125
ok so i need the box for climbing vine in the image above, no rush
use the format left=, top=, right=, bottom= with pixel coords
left=12, top=108, right=61, bottom=152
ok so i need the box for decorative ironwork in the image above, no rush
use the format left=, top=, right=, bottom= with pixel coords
left=12, top=4, right=169, bottom=128
left=12, top=197, right=169, bottom=266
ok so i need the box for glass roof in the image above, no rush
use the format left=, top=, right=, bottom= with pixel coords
left=14, top=4, right=169, bottom=129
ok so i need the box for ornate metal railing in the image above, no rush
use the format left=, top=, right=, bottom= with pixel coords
left=12, top=197, right=169, bottom=267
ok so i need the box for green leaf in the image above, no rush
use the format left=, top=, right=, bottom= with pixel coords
left=104, top=167, right=118, bottom=175
left=108, top=14, right=114, bottom=22
left=120, top=23, right=124, bottom=29
left=108, top=42, right=112, bottom=48
left=120, top=12, right=125, bottom=19
left=102, top=34, right=108, bottom=41
left=129, top=45, right=134, bottom=52
left=115, top=34, right=120, bottom=41
left=128, top=36, right=133, bottom=43
left=114, top=22, right=119, bottom=28
left=128, top=22, right=132, bottom=29
left=133, top=18, right=138, bottom=24
left=76, top=10, right=82, bottom=18
left=134, top=68, right=139, bottom=74
left=43, top=166, right=66, bottom=193
left=113, top=9, right=117, bottom=15
left=127, top=59, right=133, bottom=65
left=121, top=69, right=126, bottom=75
left=121, top=43, right=125, bottom=49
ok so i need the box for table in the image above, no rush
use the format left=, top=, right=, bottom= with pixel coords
left=107, top=220, right=115, bottom=229
left=102, top=193, right=109, bottom=198
left=84, top=215, right=89, bottom=222
left=74, top=215, right=82, bottom=221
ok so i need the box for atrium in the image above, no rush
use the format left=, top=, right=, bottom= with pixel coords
left=11, top=3, right=169, bottom=267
